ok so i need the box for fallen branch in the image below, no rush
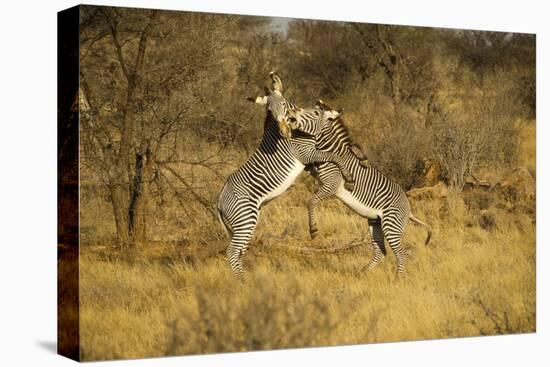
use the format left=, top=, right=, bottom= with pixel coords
left=264, top=235, right=371, bottom=254
left=257, top=225, right=293, bottom=242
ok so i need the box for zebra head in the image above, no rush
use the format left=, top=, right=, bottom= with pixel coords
left=286, top=102, right=341, bottom=139
left=246, top=72, right=293, bottom=139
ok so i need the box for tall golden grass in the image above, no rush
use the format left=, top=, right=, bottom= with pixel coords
left=79, top=181, right=535, bottom=360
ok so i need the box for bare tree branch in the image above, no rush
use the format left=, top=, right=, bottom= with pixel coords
left=161, top=165, right=217, bottom=220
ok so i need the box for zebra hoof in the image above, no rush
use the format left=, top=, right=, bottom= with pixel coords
left=310, top=229, right=318, bottom=240
left=344, top=180, right=355, bottom=192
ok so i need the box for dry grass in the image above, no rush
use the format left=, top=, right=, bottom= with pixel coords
left=79, top=187, right=535, bottom=361
left=518, top=122, right=536, bottom=176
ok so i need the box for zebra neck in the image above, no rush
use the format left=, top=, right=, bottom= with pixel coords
left=258, top=117, right=290, bottom=153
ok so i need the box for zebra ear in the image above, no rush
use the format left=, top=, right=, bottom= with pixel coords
left=270, top=71, right=284, bottom=93
left=337, top=108, right=344, bottom=114
left=287, top=107, right=298, bottom=119
left=316, top=100, right=332, bottom=111
left=325, top=108, right=341, bottom=121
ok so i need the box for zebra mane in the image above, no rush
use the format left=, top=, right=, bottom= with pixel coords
left=263, top=109, right=279, bottom=133
left=315, top=114, right=356, bottom=156
left=330, top=115, right=354, bottom=147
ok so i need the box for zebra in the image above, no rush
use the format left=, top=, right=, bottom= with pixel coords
left=218, top=72, right=357, bottom=277
left=285, top=101, right=432, bottom=275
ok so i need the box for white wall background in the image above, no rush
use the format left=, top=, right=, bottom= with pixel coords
left=0, top=0, right=547, bottom=366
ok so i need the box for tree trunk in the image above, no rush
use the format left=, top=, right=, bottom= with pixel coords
left=104, top=9, right=157, bottom=246
left=352, top=24, right=403, bottom=123
left=128, top=143, right=154, bottom=246
left=390, top=79, right=402, bottom=122
left=376, top=25, right=402, bottom=123
left=109, top=149, right=155, bottom=247
left=109, top=176, right=130, bottom=246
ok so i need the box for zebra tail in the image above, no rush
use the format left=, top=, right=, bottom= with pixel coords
left=217, top=208, right=233, bottom=239
left=217, top=182, right=233, bottom=239
left=409, top=213, right=432, bottom=246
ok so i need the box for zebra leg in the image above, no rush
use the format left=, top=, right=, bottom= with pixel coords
left=226, top=243, right=245, bottom=280
left=224, top=204, right=259, bottom=279
left=308, top=184, right=338, bottom=239
left=365, top=219, right=386, bottom=270
left=308, top=195, right=319, bottom=239
left=226, top=225, right=256, bottom=279
left=381, top=212, right=408, bottom=275
left=304, top=151, right=355, bottom=191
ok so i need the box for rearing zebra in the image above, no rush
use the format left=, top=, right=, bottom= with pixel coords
left=218, top=73, right=355, bottom=277
left=286, top=101, right=432, bottom=274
